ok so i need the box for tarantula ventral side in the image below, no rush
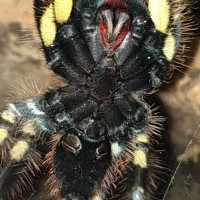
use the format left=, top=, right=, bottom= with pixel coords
left=0, top=0, right=191, bottom=200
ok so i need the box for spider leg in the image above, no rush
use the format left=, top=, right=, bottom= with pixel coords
left=120, top=31, right=169, bottom=93
left=42, top=86, right=98, bottom=129
left=0, top=103, right=46, bottom=199
left=99, top=93, right=146, bottom=145
left=123, top=133, right=150, bottom=200
left=91, top=95, right=165, bottom=200
left=34, top=0, right=96, bottom=85
left=0, top=85, right=99, bottom=199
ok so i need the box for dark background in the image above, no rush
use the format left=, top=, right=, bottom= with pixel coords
left=0, top=0, right=200, bottom=199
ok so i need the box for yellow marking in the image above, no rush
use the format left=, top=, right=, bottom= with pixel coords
left=22, top=122, right=36, bottom=136
left=148, top=0, right=170, bottom=33
left=54, top=0, right=73, bottom=23
left=163, top=33, right=176, bottom=61
left=173, top=13, right=181, bottom=21
left=133, top=150, right=147, bottom=168
left=90, top=196, right=102, bottom=200
left=10, top=141, right=29, bottom=162
left=136, top=186, right=144, bottom=193
left=0, top=128, right=9, bottom=144
left=136, top=134, right=149, bottom=144
left=1, top=110, right=15, bottom=124
left=40, top=3, right=56, bottom=47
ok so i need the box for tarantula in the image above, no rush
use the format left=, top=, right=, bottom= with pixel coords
left=0, top=0, right=191, bottom=199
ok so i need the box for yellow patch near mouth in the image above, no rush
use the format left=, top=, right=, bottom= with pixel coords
left=148, top=0, right=170, bottom=34
left=54, top=0, right=73, bottom=23
left=40, top=3, right=57, bottom=47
